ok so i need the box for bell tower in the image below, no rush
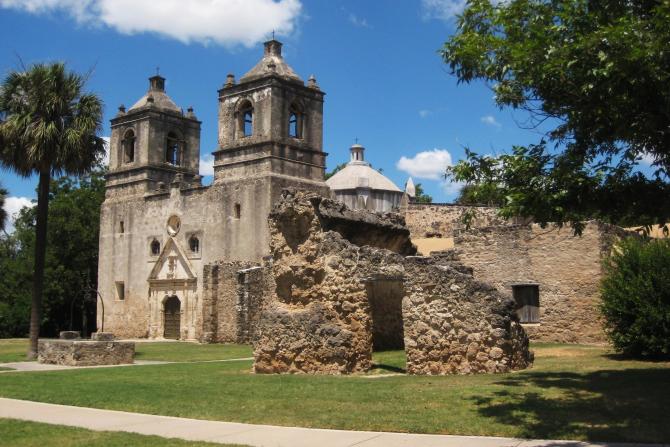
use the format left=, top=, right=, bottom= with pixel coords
left=213, top=39, right=327, bottom=186
left=107, top=75, right=201, bottom=196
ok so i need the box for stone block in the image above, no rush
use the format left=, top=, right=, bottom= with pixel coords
left=59, top=331, right=81, bottom=340
left=38, top=339, right=135, bottom=366
left=91, top=332, right=115, bottom=341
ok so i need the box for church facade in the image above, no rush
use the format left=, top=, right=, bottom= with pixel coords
left=97, top=40, right=328, bottom=340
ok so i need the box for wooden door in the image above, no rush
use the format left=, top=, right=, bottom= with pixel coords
left=163, top=295, right=181, bottom=339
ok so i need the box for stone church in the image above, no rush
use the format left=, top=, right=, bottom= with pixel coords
left=98, top=39, right=624, bottom=347
left=98, top=40, right=329, bottom=340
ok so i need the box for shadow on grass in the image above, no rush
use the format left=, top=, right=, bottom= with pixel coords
left=470, top=368, right=670, bottom=443
left=370, top=363, right=406, bottom=374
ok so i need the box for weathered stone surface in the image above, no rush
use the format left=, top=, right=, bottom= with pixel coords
left=253, top=190, right=533, bottom=375
left=453, top=222, right=629, bottom=343
left=38, top=339, right=135, bottom=366
left=59, top=331, right=81, bottom=340
left=91, top=332, right=114, bottom=341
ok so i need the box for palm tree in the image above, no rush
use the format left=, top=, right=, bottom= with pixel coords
left=0, top=183, right=7, bottom=232
left=0, top=63, right=105, bottom=359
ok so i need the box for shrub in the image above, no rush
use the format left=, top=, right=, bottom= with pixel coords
left=601, top=237, right=670, bottom=358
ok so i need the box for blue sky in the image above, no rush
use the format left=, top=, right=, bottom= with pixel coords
left=0, top=0, right=555, bottom=228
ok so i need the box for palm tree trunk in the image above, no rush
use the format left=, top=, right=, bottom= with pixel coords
left=27, top=170, right=50, bottom=360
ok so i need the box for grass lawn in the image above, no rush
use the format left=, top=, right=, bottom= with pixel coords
left=0, top=418, right=248, bottom=446
left=0, top=339, right=252, bottom=363
left=0, top=339, right=32, bottom=362
left=0, top=342, right=668, bottom=443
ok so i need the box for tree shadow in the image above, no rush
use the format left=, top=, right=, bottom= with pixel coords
left=469, top=368, right=670, bottom=443
left=370, top=363, right=406, bottom=374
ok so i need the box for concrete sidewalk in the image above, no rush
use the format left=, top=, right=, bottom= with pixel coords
left=0, top=398, right=663, bottom=447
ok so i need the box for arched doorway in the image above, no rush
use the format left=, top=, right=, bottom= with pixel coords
left=163, top=295, right=181, bottom=339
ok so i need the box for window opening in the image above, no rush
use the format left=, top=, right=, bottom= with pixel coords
left=189, top=235, right=199, bottom=253
left=512, top=284, right=540, bottom=323
left=151, top=239, right=160, bottom=256
left=123, top=130, right=135, bottom=164
left=243, top=110, right=253, bottom=137
left=119, top=221, right=125, bottom=233
left=289, top=113, right=298, bottom=137
left=166, top=132, right=181, bottom=166
left=234, top=203, right=241, bottom=219
left=116, top=282, right=125, bottom=301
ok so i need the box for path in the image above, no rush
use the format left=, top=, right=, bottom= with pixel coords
left=0, top=398, right=663, bottom=447
left=0, top=357, right=253, bottom=373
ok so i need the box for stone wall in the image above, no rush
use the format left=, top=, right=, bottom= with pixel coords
left=253, top=190, right=533, bottom=375
left=404, top=203, right=511, bottom=239
left=199, top=261, right=270, bottom=343
left=454, top=222, right=626, bottom=343
left=38, top=339, right=135, bottom=366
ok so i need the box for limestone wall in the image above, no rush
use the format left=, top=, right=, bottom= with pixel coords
left=253, top=190, right=533, bottom=375
left=199, top=261, right=270, bottom=344
left=454, top=222, right=625, bottom=343
left=404, top=204, right=510, bottom=238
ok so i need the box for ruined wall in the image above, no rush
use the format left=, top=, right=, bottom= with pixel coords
left=454, top=222, right=625, bottom=343
left=199, top=261, right=270, bottom=344
left=402, top=258, right=532, bottom=375
left=404, top=204, right=510, bottom=238
left=253, top=190, right=533, bottom=375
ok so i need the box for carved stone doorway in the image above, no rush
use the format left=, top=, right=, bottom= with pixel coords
left=163, top=295, right=181, bottom=339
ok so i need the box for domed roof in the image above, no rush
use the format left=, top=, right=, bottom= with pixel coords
left=128, top=75, right=181, bottom=114
left=240, top=40, right=303, bottom=84
left=326, top=144, right=402, bottom=193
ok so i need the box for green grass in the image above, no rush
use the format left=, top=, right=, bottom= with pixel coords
left=0, top=343, right=668, bottom=443
left=0, top=339, right=31, bottom=362
left=0, top=418, right=247, bottom=446
left=0, top=367, right=15, bottom=371
left=135, top=342, right=252, bottom=362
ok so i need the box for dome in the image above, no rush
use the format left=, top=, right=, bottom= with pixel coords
left=127, top=75, right=182, bottom=114
left=326, top=144, right=402, bottom=193
left=240, top=40, right=303, bottom=84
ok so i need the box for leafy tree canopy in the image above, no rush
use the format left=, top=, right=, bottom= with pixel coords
left=0, top=170, right=105, bottom=338
left=443, top=0, right=670, bottom=232
left=414, top=183, right=433, bottom=204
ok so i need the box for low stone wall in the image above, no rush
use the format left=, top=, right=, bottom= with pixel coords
left=38, top=339, right=135, bottom=366
left=403, top=258, right=532, bottom=375
left=253, top=190, right=533, bottom=375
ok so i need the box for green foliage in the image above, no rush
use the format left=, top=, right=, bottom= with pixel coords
left=456, top=182, right=505, bottom=206
left=601, top=237, right=670, bottom=358
left=413, top=183, right=433, bottom=204
left=325, top=162, right=347, bottom=180
left=443, top=0, right=670, bottom=231
left=0, top=170, right=106, bottom=337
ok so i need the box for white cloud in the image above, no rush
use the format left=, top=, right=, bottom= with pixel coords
left=3, top=196, right=34, bottom=233
left=421, top=0, right=467, bottom=21
left=348, top=13, right=369, bottom=28
left=481, top=115, right=501, bottom=128
left=0, top=0, right=303, bottom=47
left=101, top=136, right=110, bottom=167
left=396, top=149, right=453, bottom=180
left=199, top=154, right=214, bottom=176
left=418, top=109, right=431, bottom=118
left=639, top=152, right=656, bottom=165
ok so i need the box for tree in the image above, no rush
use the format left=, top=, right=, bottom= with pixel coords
left=442, top=0, right=670, bottom=232
left=414, top=183, right=433, bottom=204
left=2, top=170, right=106, bottom=338
left=0, top=183, right=6, bottom=232
left=600, top=237, right=670, bottom=358
left=456, top=183, right=505, bottom=206
left=0, top=63, right=105, bottom=358
left=325, top=162, right=347, bottom=180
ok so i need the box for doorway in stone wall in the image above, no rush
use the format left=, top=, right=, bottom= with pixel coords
left=365, top=277, right=406, bottom=373
left=163, top=295, right=181, bottom=339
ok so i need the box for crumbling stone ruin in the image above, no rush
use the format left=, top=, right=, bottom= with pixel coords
left=253, top=190, right=533, bottom=375
left=38, top=331, right=135, bottom=366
